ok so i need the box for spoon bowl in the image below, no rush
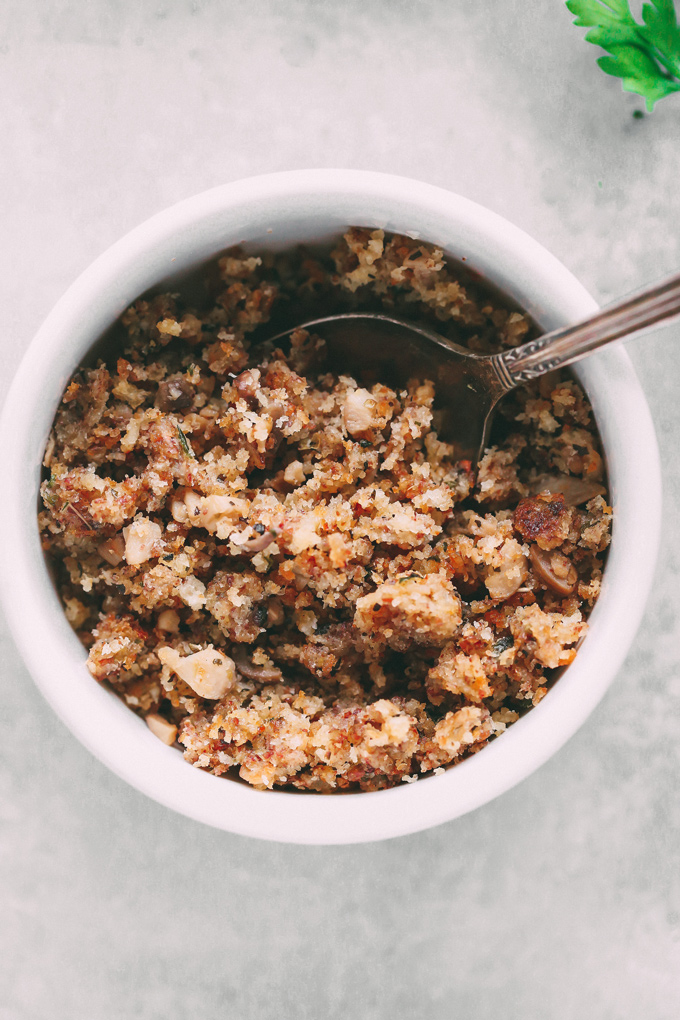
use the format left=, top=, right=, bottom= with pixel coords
left=271, top=313, right=505, bottom=461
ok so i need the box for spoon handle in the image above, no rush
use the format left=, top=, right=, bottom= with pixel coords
left=492, top=270, right=680, bottom=388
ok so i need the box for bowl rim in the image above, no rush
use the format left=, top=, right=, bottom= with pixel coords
left=0, top=169, right=662, bottom=844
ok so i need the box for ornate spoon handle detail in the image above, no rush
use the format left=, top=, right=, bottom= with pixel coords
left=491, top=270, right=680, bottom=389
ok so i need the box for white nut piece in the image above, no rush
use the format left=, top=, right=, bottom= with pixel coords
left=484, top=538, right=528, bottom=600
left=199, top=494, right=250, bottom=539
left=158, top=645, right=236, bottom=700
left=157, top=609, right=180, bottom=633
left=63, top=597, right=89, bottom=629
left=283, top=460, right=305, bottom=486
left=145, top=713, right=178, bottom=745
left=170, top=490, right=249, bottom=540
left=98, top=535, right=125, bottom=566
left=170, top=489, right=202, bottom=524
left=123, top=517, right=163, bottom=566
left=342, top=388, right=378, bottom=436
left=177, top=575, right=207, bottom=610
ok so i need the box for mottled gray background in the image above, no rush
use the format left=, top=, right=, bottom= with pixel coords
left=1, top=2, right=680, bottom=1017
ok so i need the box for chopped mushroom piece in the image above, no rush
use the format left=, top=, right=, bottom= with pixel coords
left=530, top=473, right=605, bottom=505
left=233, top=650, right=283, bottom=682
left=230, top=528, right=279, bottom=554
left=484, top=538, right=528, bottom=599
left=156, top=377, right=194, bottom=412
left=529, top=545, right=578, bottom=596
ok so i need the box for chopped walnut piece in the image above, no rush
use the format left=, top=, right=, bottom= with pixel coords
left=342, top=387, right=393, bottom=437
left=123, top=517, right=163, bottom=566
left=158, top=646, right=236, bottom=699
left=170, top=491, right=250, bottom=540
left=145, top=713, right=178, bottom=745
left=157, top=609, right=180, bottom=633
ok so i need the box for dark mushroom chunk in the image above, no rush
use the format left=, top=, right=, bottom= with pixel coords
left=530, top=473, right=605, bottom=506
left=231, top=526, right=280, bottom=554
left=232, top=649, right=283, bottom=682
left=156, top=377, right=195, bottom=413
left=529, top=544, right=578, bottom=596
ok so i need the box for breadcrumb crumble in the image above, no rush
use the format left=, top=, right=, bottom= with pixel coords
left=39, top=229, right=611, bottom=792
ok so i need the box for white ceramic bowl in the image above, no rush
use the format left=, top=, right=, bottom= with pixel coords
left=0, top=170, right=661, bottom=844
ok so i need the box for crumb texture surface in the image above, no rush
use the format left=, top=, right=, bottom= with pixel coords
left=40, top=230, right=611, bottom=791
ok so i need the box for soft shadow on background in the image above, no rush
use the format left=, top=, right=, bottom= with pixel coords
left=1, top=3, right=679, bottom=1018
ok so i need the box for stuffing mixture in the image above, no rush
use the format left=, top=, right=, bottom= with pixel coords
left=39, top=229, right=612, bottom=792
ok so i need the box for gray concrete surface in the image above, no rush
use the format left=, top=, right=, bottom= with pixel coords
left=1, top=2, right=680, bottom=1017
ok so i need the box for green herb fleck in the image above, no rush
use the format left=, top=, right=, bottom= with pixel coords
left=176, top=425, right=195, bottom=459
left=566, top=0, right=680, bottom=110
left=42, top=482, right=57, bottom=508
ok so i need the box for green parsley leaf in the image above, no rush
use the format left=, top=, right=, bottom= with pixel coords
left=567, top=0, right=680, bottom=109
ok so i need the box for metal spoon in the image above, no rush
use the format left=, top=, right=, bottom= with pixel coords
left=270, top=270, right=680, bottom=464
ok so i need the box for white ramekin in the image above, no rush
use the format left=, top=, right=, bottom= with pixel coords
left=0, top=170, right=661, bottom=844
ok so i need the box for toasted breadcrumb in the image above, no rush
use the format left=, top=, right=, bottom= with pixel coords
left=39, top=230, right=611, bottom=792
